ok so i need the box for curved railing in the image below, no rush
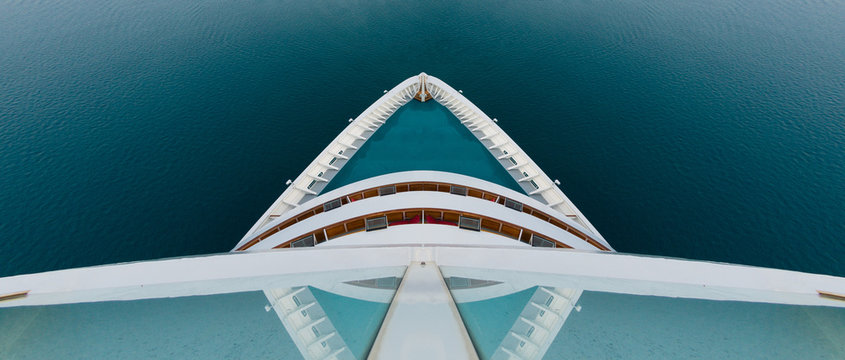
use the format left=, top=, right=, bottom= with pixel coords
left=238, top=73, right=613, bottom=251
left=425, top=75, right=610, bottom=249
left=237, top=76, right=422, bottom=243
left=267, top=207, right=574, bottom=250
left=236, top=180, right=610, bottom=252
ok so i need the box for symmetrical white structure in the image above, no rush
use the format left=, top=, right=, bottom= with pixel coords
left=1, top=74, right=844, bottom=360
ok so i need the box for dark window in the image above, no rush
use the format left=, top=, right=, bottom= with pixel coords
left=366, top=216, right=388, bottom=231
left=323, top=198, right=342, bottom=212
left=531, top=234, right=555, bottom=248
left=292, top=235, right=315, bottom=248
left=450, top=186, right=467, bottom=196
left=379, top=186, right=396, bottom=196
left=459, top=216, right=481, bottom=231
left=504, top=198, right=523, bottom=212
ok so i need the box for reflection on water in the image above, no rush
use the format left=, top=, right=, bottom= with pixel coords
left=264, top=285, right=393, bottom=360
left=0, top=291, right=302, bottom=359
left=0, top=271, right=404, bottom=360
left=440, top=268, right=845, bottom=360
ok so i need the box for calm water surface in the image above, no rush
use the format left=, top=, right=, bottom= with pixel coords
left=1, top=0, right=843, bottom=277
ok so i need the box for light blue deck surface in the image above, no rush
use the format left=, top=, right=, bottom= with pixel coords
left=323, top=100, right=523, bottom=193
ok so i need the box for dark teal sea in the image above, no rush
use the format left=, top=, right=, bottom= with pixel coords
left=1, top=0, right=843, bottom=277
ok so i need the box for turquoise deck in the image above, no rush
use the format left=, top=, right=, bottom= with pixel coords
left=322, top=100, right=523, bottom=193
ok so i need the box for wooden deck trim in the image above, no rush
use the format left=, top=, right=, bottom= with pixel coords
left=0, top=290, right=29, bottom=302
left=818, top=290, right=845, bottom=302
left=268, top=207, right=573, bottom=250
left=240, top=180, right=608, bottom=251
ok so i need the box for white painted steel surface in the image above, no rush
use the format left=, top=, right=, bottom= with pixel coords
left=425, top=75, right=610, bottom=248
left=235, top=171, right=597, bottom=251
left=238, top=73, right=612, bottom=251
left=369, top=262, right=478, bottom=360
left=0, top=249, right=410, bottom=307
left=247, top=192, right=596, bottom=251
left=265, top=287, right=355, bottom=360
left=3, top=245, right=844, bottom=308
left=237, top=76, right=421, bottom=245
left=489, top=287, right=582, bottom=360
left=317, top=225, right=530, bottom=249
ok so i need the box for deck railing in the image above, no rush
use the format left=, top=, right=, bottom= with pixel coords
left=236, top=180, right=610, bottom=252
left=425, top=75, right=611, bottom=249
left=238, top=73, right=613, bottom=251
left=237, top=77, right=422, bottom=244
left=269, top=207, right=574, bottom=251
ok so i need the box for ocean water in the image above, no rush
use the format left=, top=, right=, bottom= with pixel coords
left=455, top=286, right=539, bottom=359
left=546, top=291, right=845, bottom=359
left=449, top=288, right=845, bottom=359
left=1, top=0, right=843, bottom=277
left=0, top=291, right=302, bottom=358
left=0, top=286, right=394, bottom=359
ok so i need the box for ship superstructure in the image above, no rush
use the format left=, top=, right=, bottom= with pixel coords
left=1, top=74, right=843, bottom=359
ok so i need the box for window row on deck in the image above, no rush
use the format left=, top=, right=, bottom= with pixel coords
left=237, top=181, right=608, bottom=251
left=278, top=208, right=564, bottom=249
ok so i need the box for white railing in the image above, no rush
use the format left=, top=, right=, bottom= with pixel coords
left=237, top=171, right=598, bottom=250
left=425, top=75, right=611, bottom=249
left=236, top=76, right=422, bottom=246
left=264, top=287, right=354, bottom=360
left=491, top=287, right=582, bottom=360
left=238, top=73, right=611, bottom=250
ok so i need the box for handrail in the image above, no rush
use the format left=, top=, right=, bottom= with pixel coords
left=236, top=180, right=609, bottom=252
left=237, top=73, right=613, bottom=252
left=268, top=207, right=573, bottom=251
left=425, top=75, right=611, bottom=249
left=236, top=76, right=422, bottom=245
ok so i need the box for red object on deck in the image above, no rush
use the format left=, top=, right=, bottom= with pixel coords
left=424, top=215, right=458, bottom=226
left=389, top=215, right=421, bottom=226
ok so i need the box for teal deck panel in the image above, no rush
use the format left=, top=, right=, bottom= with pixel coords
left=455, top=286, right=539, bottom=359
left=323, top=100, right=523, bottom=193
left=309, top=286, right=391, bottom=359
